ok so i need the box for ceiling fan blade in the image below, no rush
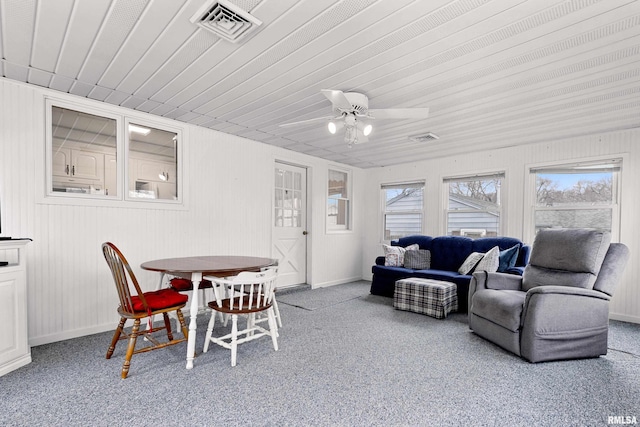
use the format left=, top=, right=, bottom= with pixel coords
left=321, top=89, right=353, bottom=111
left=368, top=108, right=429, bottom=120
left=279, top=115, right=336, bottom=127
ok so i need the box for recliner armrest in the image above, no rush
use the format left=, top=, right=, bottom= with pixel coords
left=520, top=285, right=612, bottom=362
left=522, top=286, right=610, bottom=323
left=474, top=271, right=523, bottom=291
left=525, top=285, right=610, bottom=300
left=468, top=272, right=524, bottom=324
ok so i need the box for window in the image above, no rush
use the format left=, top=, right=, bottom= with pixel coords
left=382, top=182, right=424, bottom=240
left=530, top=159, right=620, bottom=235
left=127, top=121, right=178, bottom=201
left=327, top=169, right=350, bottom=230
left=46, top=99, right=181, bottom=204
left=50, top=105, right=118, bottom=197
left=445, top=173, right=504, bottom=238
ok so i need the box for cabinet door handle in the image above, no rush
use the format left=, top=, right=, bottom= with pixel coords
left=65, top=165, right=70, bottom=175
left=72, top=165, right=75, bottom=176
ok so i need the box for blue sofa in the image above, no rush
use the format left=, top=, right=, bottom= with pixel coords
left=371, top=235, right=531, bottom=312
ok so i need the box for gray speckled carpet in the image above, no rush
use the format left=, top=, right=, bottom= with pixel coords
left=1, top=280, right=639, bottom=427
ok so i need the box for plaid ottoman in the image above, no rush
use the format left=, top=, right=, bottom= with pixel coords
left=394, top=278, right=458, bottom=319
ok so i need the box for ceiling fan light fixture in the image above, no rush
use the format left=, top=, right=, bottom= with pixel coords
left=344, top=126, right=356, bottom=144
left=363, top=124, right=372, bottom=136
left=328, top=121, right=337, bottom=134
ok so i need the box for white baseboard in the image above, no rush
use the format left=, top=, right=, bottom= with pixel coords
left=0, top=353, right=31, bottom=377
left=312, top=276, right=366, bottom=289
left=609, top=312, right=640, bottom=324
left=29, top=323, right=115, bottom=347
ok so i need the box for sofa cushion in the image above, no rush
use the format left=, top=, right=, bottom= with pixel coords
left=404, top=249, right=431, bottom=269
left=474, top=246, right=500, bottom=273
left=472, top=289, right=526, bottom=332
left=472, top=237, right=522, bottom=253
left=372, top=264, right=416, bottom=278
left=383, top=244, right=419, bottom=266
left=458, top=252, right=483, bottom=274
left=498, top=245, right=520, bottom=272
left=430, top=236, right=474, bottom=271
left=393, top=235, right=433, bottom=250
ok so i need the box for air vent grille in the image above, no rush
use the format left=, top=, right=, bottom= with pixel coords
left=409, top=132, right=439, bottom=143
left=191, top=0, right=262, bottom=43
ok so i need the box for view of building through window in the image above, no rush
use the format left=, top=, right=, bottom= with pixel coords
left=446, top=174, right=503, bottom=238
left=328, top=169, right=350, bottom=230
left=383, top=182, right=424, bottom=240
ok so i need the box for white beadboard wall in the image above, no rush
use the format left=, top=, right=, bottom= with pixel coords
left=0, top=78, right=365, bottom=346
left=362, top=129, right=640, bottom=324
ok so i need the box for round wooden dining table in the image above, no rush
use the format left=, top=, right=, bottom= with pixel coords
left=141, top=255, right=277, bottom=369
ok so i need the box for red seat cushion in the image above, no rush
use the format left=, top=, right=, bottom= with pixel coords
left=169, top=278, right=213, bottom=291
left=131, top=288, right=189, bottom=312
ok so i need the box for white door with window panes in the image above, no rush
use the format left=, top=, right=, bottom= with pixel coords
left=273, top=163, right=307, bottom=287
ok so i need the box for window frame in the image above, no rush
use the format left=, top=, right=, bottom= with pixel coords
left=44, top=96, right=184, bottom=208
left=443, top=172, right=505, bottom=238
left=381, top=181, right=425, bottom=242
left=526, top=157, right=622, bottom=242
left=327, top=167, right=351, bottom=232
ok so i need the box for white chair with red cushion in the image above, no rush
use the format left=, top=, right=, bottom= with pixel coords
left=102, top=242, right=189, bottom=379
left=203, top=269, right=279, bottom=367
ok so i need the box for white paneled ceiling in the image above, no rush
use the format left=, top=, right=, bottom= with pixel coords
left=1, top=0, right=639, bottom=168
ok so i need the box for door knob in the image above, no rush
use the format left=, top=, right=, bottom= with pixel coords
left=302, top=231, right=308, bottom=235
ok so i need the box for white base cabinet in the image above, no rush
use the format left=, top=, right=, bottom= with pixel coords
left=0, top=240, right=31, bottom=377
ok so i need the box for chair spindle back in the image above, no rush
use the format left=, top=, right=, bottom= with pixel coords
left=102, top=242, right=147, bottom=315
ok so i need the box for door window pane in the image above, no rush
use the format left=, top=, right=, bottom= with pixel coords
left=275, top=167, right=303, bottom=228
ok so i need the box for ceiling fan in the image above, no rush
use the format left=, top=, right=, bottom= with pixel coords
left=279, top=89, right=429, bottom=147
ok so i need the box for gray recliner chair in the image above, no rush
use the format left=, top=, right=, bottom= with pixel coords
left=468, top=228, right=629, bottom=363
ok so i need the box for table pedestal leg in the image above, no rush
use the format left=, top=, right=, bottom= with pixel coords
left=186, top=272, right=202, bottom=369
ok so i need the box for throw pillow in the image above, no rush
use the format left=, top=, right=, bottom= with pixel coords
left=458, top=252, right=484, bottom=275
left=497, top=244, right=520, bottom=272
left=404, top=249, right=431, bottom=270
left=383, top=244, right=419, bottom=267
left=474, top=246, right=500, bottom=273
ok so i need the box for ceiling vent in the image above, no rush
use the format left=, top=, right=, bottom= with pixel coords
left=409, top=132, right=439, bottom=143
left=191, top=0, right=262, bottom=43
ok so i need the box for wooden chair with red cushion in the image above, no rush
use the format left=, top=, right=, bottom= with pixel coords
left=102, top=242, right=189, bottom=379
